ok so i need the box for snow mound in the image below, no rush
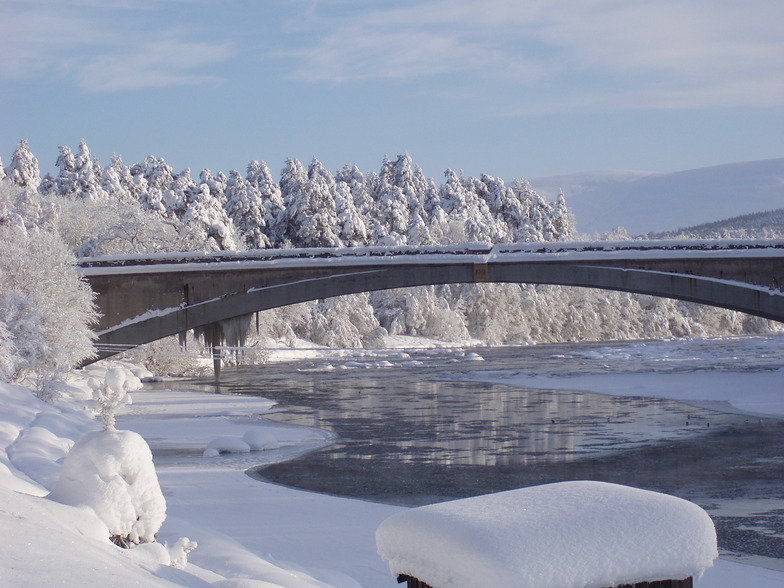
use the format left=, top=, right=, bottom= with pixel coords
left=376, top=481, right=717, bottom=588
left=204, top=436, right=252, bottom=456
left=242, top=430, right=281, bottom=451
left=204, top=431, right=282, bottom=456
left=48, top=429, right=166, bottom=545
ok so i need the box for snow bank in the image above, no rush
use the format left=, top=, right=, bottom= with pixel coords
left=376, top=481, right=717, bottom=588
left=48, top=429, right=166, bottom=544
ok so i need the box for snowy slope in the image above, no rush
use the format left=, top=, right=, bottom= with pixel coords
left=650, top=208, right=784, bottom=239
left=532, top=159, right=784, bottom=236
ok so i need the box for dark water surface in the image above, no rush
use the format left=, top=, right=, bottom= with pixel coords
left=153, top=338, right=784, bottom=569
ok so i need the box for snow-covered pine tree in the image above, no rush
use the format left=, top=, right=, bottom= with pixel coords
left=279, top=158, right=342, bottom=248
left=278, top=157, right=308, bottom=246
left=74, top=140, right=108, bottom=200
left=101, top=155, right=137, bottom=205
left=52, top=145, right=78, bottom=198
left=200, top=169, right=228, bottom=206
left=389, top=154, right=434, bottom=245
left=334, top=181, right=368, bottom=246
left=550, top=192, right=574, bottom=241
left=368, top=157, right=413, bottom=245
left=390, top=154, right=421, bottom=209
left=181, top=183, right=238, bottom=251
left=375, top=185, right=410, bottom=245
left=247, top=160, right=285, bottom=246
left=1, top=144, right=48, bottom=229
left=300, top=158, right=342, bottom=247
left=438, top=168, right=496, bottom=243
left=336, top=164, right=375, bottom=217
left=408, top=166, right=437, bottom=245
left=224, top=169, right=271, bottom=250
left=130, top=156, right=174, bottom=217
left=164, top=168, right=196, bottom=218
left=439, top=168, right=470, bottom=217
left=7, top=139, right=41, bottom=190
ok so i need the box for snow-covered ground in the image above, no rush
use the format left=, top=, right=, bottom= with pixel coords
left=2, top=337, right=784, bottom=587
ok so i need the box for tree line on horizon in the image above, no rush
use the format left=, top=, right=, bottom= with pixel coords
left=1, top=139, right=573, bottom=256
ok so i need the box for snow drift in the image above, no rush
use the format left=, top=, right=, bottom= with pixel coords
left=377, top=481, right=717, bottom=588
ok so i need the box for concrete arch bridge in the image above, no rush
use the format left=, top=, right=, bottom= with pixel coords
left=78, top=240, right=784, bottom=366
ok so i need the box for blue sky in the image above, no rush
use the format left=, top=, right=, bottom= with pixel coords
left=1, top=0, right=782, bottom=182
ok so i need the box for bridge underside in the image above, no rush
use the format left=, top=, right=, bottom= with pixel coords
left=83, top=254, right=784, bottom=364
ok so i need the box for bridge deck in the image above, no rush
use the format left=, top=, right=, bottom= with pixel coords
left=77, top=240, right=784, bottom=364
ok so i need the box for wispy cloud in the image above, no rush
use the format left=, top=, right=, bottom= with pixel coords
left=0, top=1, right=235, bottom=92
left=77, top=38, right=234, bottom=92
left=278, top=0, right=784, bottom=110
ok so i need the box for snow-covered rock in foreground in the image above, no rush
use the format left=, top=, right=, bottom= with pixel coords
left=376, top=481, right=717, bottom=588
left=48, top=429, right=166, bottom=545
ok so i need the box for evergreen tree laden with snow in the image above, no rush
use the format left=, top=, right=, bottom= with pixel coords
left=247, top=160, right=285, bottom=246
left=279, top=158, right=342, bottom=248
left=130, top=156, right=174, bottom=218
left=224, top=169, right=271, bottom=250
left=334, top=181, right=368, bottom=246
left=7, top=139, right=41, bottom=190
left=181, top=184, right=239, bottom=251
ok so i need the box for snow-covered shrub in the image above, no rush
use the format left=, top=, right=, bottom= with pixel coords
left=167, top=537, right=198, bottom=569
left=48, top=429, right=167, bottom=547
left=86, top=367, right=142, bottom=431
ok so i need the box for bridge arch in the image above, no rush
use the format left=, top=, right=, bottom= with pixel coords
left=84, top=247, right=784, bottom=364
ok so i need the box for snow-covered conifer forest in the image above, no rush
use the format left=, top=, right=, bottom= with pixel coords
left=0, top=139, right=778, bottom=377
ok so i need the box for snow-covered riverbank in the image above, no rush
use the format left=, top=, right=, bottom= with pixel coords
left=2, top=337, right=784, bottom=586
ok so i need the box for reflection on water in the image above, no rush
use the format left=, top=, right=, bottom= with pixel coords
left=151, top=338, right=784, bottom=568
left=201, top=343, right=752, bottom=470
left=255, top=377, right=740, bottom=468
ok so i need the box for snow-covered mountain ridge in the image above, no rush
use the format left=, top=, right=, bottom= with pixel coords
left=532, top=159, right=784, bottom=236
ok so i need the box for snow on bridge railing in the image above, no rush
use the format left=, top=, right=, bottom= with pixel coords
left=76, top=242, right=495, bottom=269
left=76, top=238, right=784, bottom=271
left=494, top=237, right=784, bottom=254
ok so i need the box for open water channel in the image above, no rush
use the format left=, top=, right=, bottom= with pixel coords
left=154, top=337, right=784, bottom=570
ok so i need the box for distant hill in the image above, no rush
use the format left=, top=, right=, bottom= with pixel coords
left=648, top=208, right=784, bottom=239
left=531, top=159, right=784, bottom=237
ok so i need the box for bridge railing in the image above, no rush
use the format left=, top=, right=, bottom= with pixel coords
left=77, top=238, right=784, bottom=272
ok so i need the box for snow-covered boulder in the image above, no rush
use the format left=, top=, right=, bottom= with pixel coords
left=48, top=429, right=166, bottom=545
left=376, top=481, right=717, bottom=588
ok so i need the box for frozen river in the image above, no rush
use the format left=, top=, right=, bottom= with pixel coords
left=156, top=336, right=784, bottom=570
